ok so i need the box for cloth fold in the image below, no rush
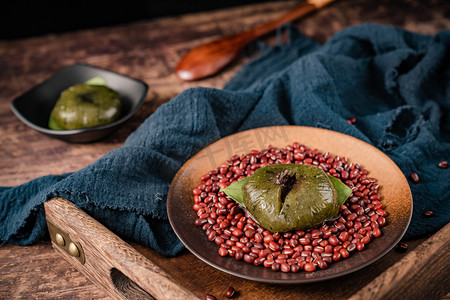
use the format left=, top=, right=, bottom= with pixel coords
left=1, top=23, right=449, bottom=256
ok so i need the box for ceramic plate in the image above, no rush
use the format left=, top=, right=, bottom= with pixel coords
left=10, top=64, right=148, bottom=143
left=167, top=126, right=412, bottom=283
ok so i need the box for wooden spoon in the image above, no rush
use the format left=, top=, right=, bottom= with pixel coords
left=175, top=0, right=336, bottom=81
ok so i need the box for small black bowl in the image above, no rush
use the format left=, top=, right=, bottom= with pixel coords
left=10, top=64, right=148, bottom=142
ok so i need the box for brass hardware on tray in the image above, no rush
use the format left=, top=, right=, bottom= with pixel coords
left=47, top=219, right=85, bottom=264
left=55, top=233, right=65, bottom=247
left=68, top=242, right=81, bottom=257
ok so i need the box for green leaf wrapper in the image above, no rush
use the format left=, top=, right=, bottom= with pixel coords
left=221, top=177, right=249, bottom=207
left=327, top=174, right=353, bottom=205
left=221, top=164, right=352, bottom=232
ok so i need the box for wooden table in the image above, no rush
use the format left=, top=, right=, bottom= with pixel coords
left=1, top=0, right=449, bottom=299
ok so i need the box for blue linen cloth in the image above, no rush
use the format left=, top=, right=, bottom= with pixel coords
left=1, top=23, right=449, bottom=256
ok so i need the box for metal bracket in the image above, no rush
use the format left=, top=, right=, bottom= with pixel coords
left=47, top=219, right=85, bottom=265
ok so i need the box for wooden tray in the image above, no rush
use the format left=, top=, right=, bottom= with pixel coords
left=44, top=198, right=449, bottom=299
left=44, top=127, right=450, bottom=299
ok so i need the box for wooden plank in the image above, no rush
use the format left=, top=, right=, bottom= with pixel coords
left=44, top=197, right=199, bottom=300
left=0, top=242, right=109, bottom=299
left=349, top=223, right=450, bottom=300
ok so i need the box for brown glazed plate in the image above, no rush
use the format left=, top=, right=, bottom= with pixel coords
left=167, top=126, right=412, bottom=283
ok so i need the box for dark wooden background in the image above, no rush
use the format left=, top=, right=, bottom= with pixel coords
left=1, top=0, right=272, bottom=40
left=1, top=0, right=449, bottom=299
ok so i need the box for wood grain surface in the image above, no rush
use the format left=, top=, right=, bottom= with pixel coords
left=349, top=223, right=450, bottom=300
left=45, top=197, right=198, bottom=300
left=1, top=0, right=450, bottom=299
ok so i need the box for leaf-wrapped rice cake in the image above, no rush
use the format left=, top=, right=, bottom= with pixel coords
left=242, top=164, right=339, bottom=232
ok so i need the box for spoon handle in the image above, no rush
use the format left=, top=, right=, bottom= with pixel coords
left=248, top=0, right=335, bottom=39
left=175, top=0, right=336, bottom=81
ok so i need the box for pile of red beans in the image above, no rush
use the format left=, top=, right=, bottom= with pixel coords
left=192, top=143, right=387, bottom=273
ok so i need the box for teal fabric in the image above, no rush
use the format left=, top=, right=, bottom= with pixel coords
left=1, top=23, right=449, bottom=256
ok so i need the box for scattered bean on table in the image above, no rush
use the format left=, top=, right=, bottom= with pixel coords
left=410, top=172, right=420, bottom=183
left=225, top=286, right=235, bottom=298
left=396, top=242, right=409, bottom=252
left=424, top=210, right=434, bottom=217
left=438, top=161, right=448, bottom=168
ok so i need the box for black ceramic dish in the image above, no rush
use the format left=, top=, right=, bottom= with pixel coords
left=10, top=64, right=148, bottom=143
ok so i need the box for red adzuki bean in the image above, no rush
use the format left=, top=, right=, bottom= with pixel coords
left=397, top=242, right=408, bottom=252
left=347, top=117, right=356, bottom=124
left=424, top=210, right=434, bottom=217
left=225, top=287, right=235, bottom=298
left=410, top=172, right=420, bottom=183
left=193, top=143, right=386, bottom=273
left=438, top=161, right=448, bottom=168
left=304, top=262, right=316, bottom=272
